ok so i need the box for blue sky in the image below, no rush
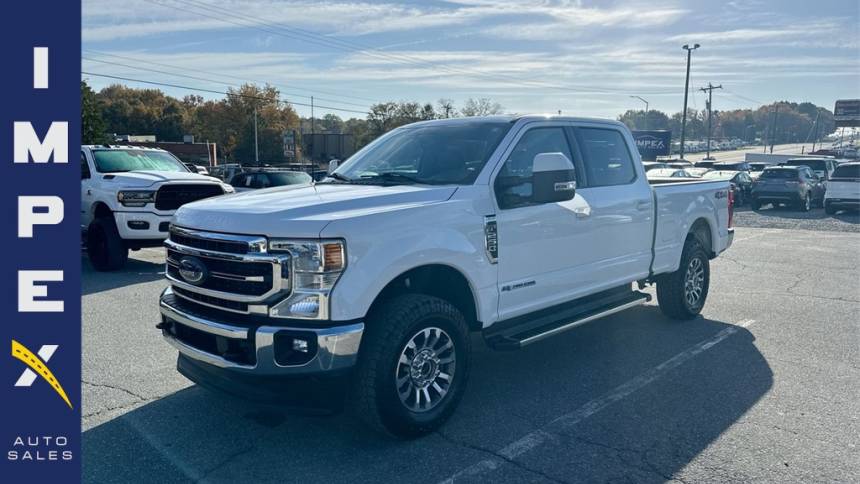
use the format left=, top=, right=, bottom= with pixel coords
left=82, top=0, right=860, bottom=119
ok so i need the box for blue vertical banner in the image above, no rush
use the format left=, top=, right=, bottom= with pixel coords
left=1, top=1, right=82, bottom=482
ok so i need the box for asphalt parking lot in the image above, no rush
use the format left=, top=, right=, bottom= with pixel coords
left=82, top=211, right=859, bottom=483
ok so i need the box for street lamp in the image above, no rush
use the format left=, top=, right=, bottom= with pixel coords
left=679, top=43, right=700, bottom=159
left=630, top=95, right=649, bottom=112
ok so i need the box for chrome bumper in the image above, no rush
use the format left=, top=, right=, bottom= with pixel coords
left=160, top=288, right=363, bottom=375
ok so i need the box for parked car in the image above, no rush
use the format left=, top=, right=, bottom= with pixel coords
left=702, top=170, right=753, bottom=206
left=824, top=162, right=860, bottom=214
left=748, top=162, right=769, bottom=180
left=646, top=168, right=696, bottom=180
left=687, top=167, right=712, bottom=177
left=209, top=163, right=244, bottom=182
left=713, top=161, right=751, bottom=172
left=751, top=165, right=824, bottom=211
left=667, top=161, right=694, bottom=169
left=183, top=163, right=210, bottom=175
left=642, top=161, right=669, bottom=172
left=81, top=145, right=233, bottom=271
left=229, top=170, right=313, bottom=192
left=158, top=115, right=734, bottom=437
left=694, top=160, right=717, bottom=170
left=779, top=158, right=837, bottom=182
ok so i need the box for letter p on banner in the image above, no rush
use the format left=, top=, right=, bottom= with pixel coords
left=1, top=1, right=81, bottom=482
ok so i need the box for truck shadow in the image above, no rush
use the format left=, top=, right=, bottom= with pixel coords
left=82, top=307, right=772, bottom=483
left=81, top=251, right=165, bottom=296
left=736, top=205, right=860, bottom=224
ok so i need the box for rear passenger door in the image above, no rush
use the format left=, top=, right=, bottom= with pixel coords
left=572, top=126, right=654, bottom=287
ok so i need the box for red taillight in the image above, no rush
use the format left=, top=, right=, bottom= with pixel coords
left=727, top=189, right=734, bottom=229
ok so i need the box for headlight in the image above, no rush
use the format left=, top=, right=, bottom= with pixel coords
left=117, top=190, right=156, bottom=207
left=223, top=184, right=235, bottom=193
left=268, top=240, right=346, bottom=320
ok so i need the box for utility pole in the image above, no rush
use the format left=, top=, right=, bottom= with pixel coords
left=770, top=104, right=780, bottom=154
left=253, top=105, right=259, bottom=165
left=679, top=43, right=700, bottom=159
left=698, top=83, right=722, bottom=159
left=311, top=96, right=315, bottom=136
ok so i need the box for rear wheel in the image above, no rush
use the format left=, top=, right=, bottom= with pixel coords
left=751, top=199, right=761, bottom=211
left=656, top=237, right=710, bottom=320
left=799, top=193, right=811, bottom=212
left=86, top=217, right=128, bottom=271
left=351, top=294, right=471, bottom=438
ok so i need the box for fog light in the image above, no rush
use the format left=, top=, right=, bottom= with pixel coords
left=127, top=220, right=150, bottom=230
left=292, top=339, right=309, bottom=353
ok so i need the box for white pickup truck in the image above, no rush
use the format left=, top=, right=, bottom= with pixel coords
left=81, top=145, right=233, bottom=271
left=157, top=116, right=734, bottom=437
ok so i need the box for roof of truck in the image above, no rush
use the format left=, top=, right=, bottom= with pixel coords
left=82, top=144, right=169, bottom=152
left=403, top=114, right=626, bottom=129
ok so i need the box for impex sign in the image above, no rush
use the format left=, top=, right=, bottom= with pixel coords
left=631, top=130, right=671, bottom=161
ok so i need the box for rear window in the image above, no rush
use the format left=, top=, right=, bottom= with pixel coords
left=832, top=164, right=860, bottom=178
left=760, top=169, right=798, bottom=179
left=268, top=172, right=312, bottom=185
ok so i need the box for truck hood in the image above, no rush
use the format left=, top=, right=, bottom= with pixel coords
left=101, top=170, right=222, bottom=189
left=173, top=183, right=458, bottom=238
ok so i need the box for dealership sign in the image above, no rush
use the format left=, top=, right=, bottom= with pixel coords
left=834, top=99, right=860, bottom=128
left=631, top=130, right=671, bottom=161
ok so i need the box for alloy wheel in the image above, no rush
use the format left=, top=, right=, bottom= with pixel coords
left=395, top=326, right=456, bottom=413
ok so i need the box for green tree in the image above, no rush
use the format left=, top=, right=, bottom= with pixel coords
left=81, top=81, right=107, bottom=144
left=618, top=109, right=670, bottom=131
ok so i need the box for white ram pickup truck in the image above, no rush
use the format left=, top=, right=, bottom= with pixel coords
left=81, top=145, right=233, bottom=271
left=158, top=116, right=734, bottom=437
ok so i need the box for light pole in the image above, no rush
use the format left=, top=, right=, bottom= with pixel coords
left=630, top=95, right=649, bottom=113
left=253, top=105, right=259, bottom=165
left=679, top=43, right=700, bottom=159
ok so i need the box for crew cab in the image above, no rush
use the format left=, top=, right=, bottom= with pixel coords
left=157, top=116, right=734, bottom=437
left=81, top=145, right=233, bottom=271
left=824, top=162, right=860, bottom=214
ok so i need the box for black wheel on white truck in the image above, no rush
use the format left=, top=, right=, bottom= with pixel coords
left=351, top=294, right=471, bottom=438
left=656, top=236, right=710, bottom=320
left=86, top=216, right=128, bottom=271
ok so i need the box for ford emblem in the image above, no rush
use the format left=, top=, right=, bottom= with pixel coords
left=178, top=256, right=207, bottom=285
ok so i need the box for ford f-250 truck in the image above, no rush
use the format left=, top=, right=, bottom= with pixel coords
left=157, top=116, right=734, bottom=437
left=81, top=145, right=233, bottom=271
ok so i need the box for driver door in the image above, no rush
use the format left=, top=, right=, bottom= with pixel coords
left=493, top=123, right=599, bottom=321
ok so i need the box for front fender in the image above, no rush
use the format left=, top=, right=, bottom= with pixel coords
left=322, top=201, right=497, bottom=323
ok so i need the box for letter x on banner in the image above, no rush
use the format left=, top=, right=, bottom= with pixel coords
left=1, top=1, right=82, bottom=482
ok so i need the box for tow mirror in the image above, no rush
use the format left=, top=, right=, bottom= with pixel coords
left=532, top=152, right=576, bottom=203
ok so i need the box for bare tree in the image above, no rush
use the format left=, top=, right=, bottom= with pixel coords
left=460, top=98, right=504, bottom=117
left=437, top=98, right=456, bottom=118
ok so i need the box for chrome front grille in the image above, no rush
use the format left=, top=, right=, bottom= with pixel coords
left=165, top=227, right=290, bottom=313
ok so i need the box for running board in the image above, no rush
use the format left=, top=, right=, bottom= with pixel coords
left=485, top=291, right=651, bottom=350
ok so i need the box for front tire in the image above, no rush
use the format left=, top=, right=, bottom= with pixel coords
left=656, top=237, right=710, bottom=320
left=86, top=217, right=128, bottom=271
left=799, top=193, right=811, bottom=212
left=351, top=294, right=471, bottom=438
left=824, top=201, right=836, bottom=215
left=751, top=199, right=761, bottom=211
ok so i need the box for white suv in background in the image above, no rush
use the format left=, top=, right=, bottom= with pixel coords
left=81, top=145, right=233, bottom=271
left=824, top=162, right=860, bottom=215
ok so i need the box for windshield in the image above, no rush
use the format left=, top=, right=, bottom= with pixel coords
left=93, top=150, right=188, bottom=173
left=749, top=163, right=767, bottom=172
left=783, top=159, right=827, bottom=172
left=832, top=164, right=860, bottom=178
left=333, top=122, right=512, bottom=185
left=268, top=172, right=312, bottom=185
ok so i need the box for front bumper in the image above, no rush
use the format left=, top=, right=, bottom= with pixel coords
left=113, top=211, right=173, bottom=239
left=159, top=287, right=364, bottom=376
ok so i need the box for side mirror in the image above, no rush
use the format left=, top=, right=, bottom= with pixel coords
left=328, top=159, right=339, bottom=174
left=532, top=152, right=576, bottom=203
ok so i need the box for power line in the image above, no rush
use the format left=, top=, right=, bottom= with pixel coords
left=81, top=71, right=370, bottom=115
left=143, top=0, right=678, bottom=96
left=83, top=48, right=381, bottom=105
left=82, top=55, right=372, bottom=110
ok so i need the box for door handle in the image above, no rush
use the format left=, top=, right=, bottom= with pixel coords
left=635, top=200, right=651, bottom=211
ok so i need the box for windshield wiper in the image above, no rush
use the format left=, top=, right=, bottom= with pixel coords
left=316, top=172, right=353, bottom=184
left=359, top=172, right=429, bottom=184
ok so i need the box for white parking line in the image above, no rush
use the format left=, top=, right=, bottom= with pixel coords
left=440, top=318, right=756, bottom=483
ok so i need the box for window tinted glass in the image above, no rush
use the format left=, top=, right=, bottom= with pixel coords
left=268, top=172, right=312, bottom=186
left=81, top=152, right=90, bottom=178
left=578, top=128, right=636, bottom=187
left=495, top=127, right=573, bottom=209
left=833, top=164, right=860, bottom=178
left=761, top=169, right=798, bottom=179
left=92, top=150, right=187, bottom=173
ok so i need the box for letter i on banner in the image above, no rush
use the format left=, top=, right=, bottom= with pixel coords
left=2, top=2, right=82, bottom=482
